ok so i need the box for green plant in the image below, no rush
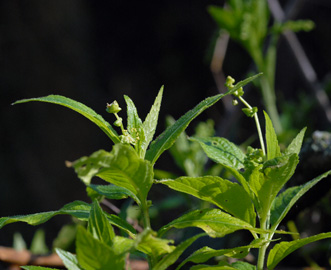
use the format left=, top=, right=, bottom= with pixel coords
left=158, top=76, right=331, bottom=269
left=208, top=0, right=314, bottom=134
left=1, top=74, right=259, bottom=270
left=1, top=73, right=331, bottom=270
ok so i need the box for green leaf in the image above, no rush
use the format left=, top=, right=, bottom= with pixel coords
left=0, top=200, right=136, bottom=236
left=190, top=137, right=246, bottom=170
left=267, top=232, right=331, bottom=270
left=70, top=149, right=113, bottom=185
left=13, top=95, right=120, bottom=143
left=145, top=74, right=261, bottom=165
left=159, top=176, right=255, bottom=226
left=30, top=229, right=49, bottom=254
left=21, top=267, right=59, bottom=270
left=76, top=226, right=125, bottom=270
left=190, top=264, right=234, bottom=270
left=142, top=86, right=163, bottom=156
left=270, top=170, right=331, bottom=229
left=153, top=233, right=205, bottom=270
left=88, top=184, right=135, bottom=200
left=96, top=144, right=153, bottom=205
left=264, top=111, right=281, bottom=160
left=158, top=208, right=265, bottom=238
left=230, top=261, right=256, bottom=270
left=124, top=95, right=145, bottom=157
left=176, top=239, right=266, bottom=270
left=135, top=229, right=175, bottom=259
left=251, top=154, right=298, bottom=221
left=284, top=127, right=306, bottom=155
left=87, top=200, right=115, bottom=246
left=55, top=248, right=83, bottom=270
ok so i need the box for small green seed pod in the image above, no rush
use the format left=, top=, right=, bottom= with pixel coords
left=106, top=100, right=122, bottom=114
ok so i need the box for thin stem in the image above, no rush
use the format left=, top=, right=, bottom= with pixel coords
left=238, top=96, right=266, bottom=156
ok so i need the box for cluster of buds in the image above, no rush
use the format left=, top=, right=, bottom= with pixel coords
left=106, top=101, right=135, bottom=145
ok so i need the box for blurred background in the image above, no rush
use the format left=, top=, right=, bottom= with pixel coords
left=1, top=0, right=331, bottom=267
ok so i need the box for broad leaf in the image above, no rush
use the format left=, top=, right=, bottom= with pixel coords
left=251, top=154, right=298, bottom=221
left=284, top=127, right=306, bottom=155
left=96, top=144, right=153, bottom=205
left=176, top=239, right=266, bottom=270
left=190, top=137, right=246, bottom=170
left=264, top=111, right=281, bottom=160
left=270, top=170, right=331, bottom=229
left=267, top=232, right=331, bottom=270
left=145, top=73, right=261, bottom=164
left=56, top=248, right=83, bottom=270
left=88, top=183, right=136, bottom=200
left=158, top=208, right=265, bottom=238
left=124, top=95, right=145, bottom=157
left=142, top=86, right=163, bottom=156
left=159, top=176, right=255, bottom=226
left=153, top=233, right=205, bottom=270
left=13, top=95, right=120, bottom=143
left=88, top=200, right=115, bottom=246
left=69, top=150, right=112, bottom=185
left=0, top=201, right=136, bottom=236
left=76, top=226, right=125, bottom=270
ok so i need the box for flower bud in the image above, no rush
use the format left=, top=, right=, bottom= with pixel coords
left=106, top=101, right=122, bottom=114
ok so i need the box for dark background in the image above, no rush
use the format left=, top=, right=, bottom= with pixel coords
left=1, top=0, right=331, bottom=261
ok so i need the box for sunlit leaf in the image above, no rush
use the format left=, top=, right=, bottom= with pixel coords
left=56, top=248, right=83, bottom=270
left=284, top=127, right=306, bottom=155
left=270, top=170, right=331, bottom=229
left=159, top=176, right=255, bottom=226
left=142, top=86, right=163, bottom=156
left=267, top=232, right=331, bottom=270
left=264, top=111, right=281, bottom=160
left=87, top=201, right=115, bottom=246
left=190, top=137, right=246, bottom=170
left=158, top=208, right=265, bottom=238
left=153, top=233, right=205, bottom=270
left=13, top=95, right=120, bottom=143
left=0, top=201, right=136, bottom=236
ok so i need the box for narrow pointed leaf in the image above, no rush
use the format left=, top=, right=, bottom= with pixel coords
left=158, top=208, right=266, bottom=238
left=13, top=95, right=120, bottom=143
left=56, top=248, right=83, bottom=270
left=124, top=95, right=145, bottom=157
left=142, top=86, right=163, bottom=155
left=145, top=74, right=261, bottom=165
left=159, top=176, right=255, bottom=226
left=21, top=267, right=59, bottom=270
left=0, top=200, right=136, bottom=235
left=96, top=144, right=153, bottom=205
left=270, top=170, right=331, bottom=228
left=267, top=232, right=331, bottom=270
left=88, top=184, right=136, bottom=200
left=153, top=233, right=205, bottom=270
left=176, top=239, right=266, bottom=270
left=264, top=111, right=281, bottom=160
left=88, top=200, right=115, bottom=246
left=285, top=127, right=307, bottom=155
left=190, top=137, right=246, bottom=170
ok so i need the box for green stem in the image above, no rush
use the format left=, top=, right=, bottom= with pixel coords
left=141, top=201, right=151, bottom=230
left=238, top=96, right=266, bottom=156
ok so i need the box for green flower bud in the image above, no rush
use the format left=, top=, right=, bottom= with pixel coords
left=114, top=117, right=123, bottom=127
left=232, top=99, right=239, bottom=106
left=106, top=101, right=122, bottom=114
left=225, top=76, right=235, bottom=89
left=242, top=107, right=258, bottom=117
